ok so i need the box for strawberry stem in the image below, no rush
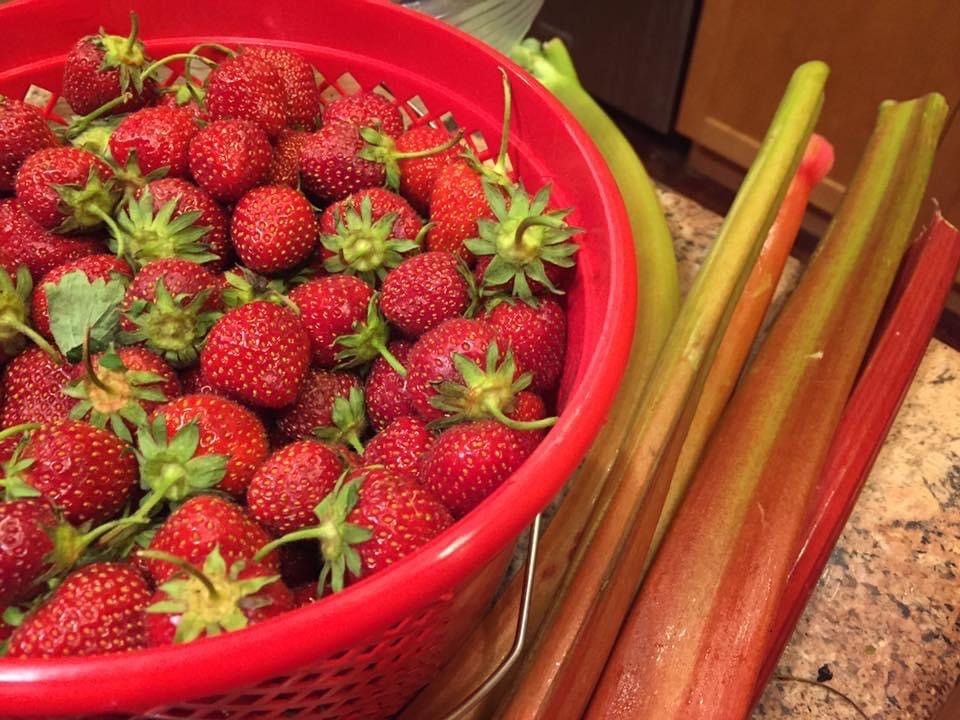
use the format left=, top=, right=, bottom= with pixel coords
left=0, top=423, right=41, bottom=443
left=254, top=526, right=329, bottom=563
left=123, top=11, right=140, bottom=56
left=374, top=340, right=407, bottom=377
left=393, top=128, right=465, bottom=160
left=3, top=318, right=60, bottom=365
left=64, top=93, right=133, bottom=139
left=139, top=53, right=217, bottom=85
left=188, top=42, right=237, bottom=59
left=139, top=549, right=220, bottom=599
left=81, top=328, right=112, bottom=394
left=489, top=405, right=557, bottom=432
left=494, top=68, right=512, bottom=174
left=89, top=206, right=126, bottom=258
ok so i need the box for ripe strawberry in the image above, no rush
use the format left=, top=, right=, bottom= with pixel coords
left=273, top=368, right=362, bottom=444
left=243, top=47, right=323, bottom=130
left=247, top=439, right=349, bottom=535
left=323, top=91, right=404, bottom=138
left=395, top=124, right=462, bottom=214
left=143, top=178, right=232, bottom=269
left=7, top=562, right=151, bottom=657
left=155, top=394, right=269, bottom=499
left=201, top=301, right=310, bottom=409
left=4, top=420, right=138, bottom=525
left=61, top=15, right=157, bottom=116
left=0, top=199, right=101, bottom=279
left=365, top=339, right=415, bottom=432
left=145, top=547, right=292, bottom=645
left=141, top=494, right=279, bottom=585
left=188, top=120, right=272, bottom=204
left=32, top=254, right=133, bottom=339
left=404, top=317, right=500, bottom=421
left=0, top=499, right=56, bottom=607
left=363, top=415, right=434, bottom=483
left=298, top=121, right=386, bottom=203
left=15, top=147, right=118, bottom=232
left=231, top=185, right=318, bottom=274
left=267, top=129, right=308, bottom=187
left=485, top=296, right=566, bottom=394
left=426, top=161, right=497, bottom=262
left=205, top=53, right=288, bottom=139
left=320, top=187, right=423, bottom=240
left=420, top=419, right=534, bottom=518
left=0, top=347, right=77, bottom=427
left=380, top=251, right=474, bottom=337
left=0, top=97, right=59, bottom=193
left=121, top=257, right=222, bottom=330
left=288, top=274, right=373, bottom=367
left=108, top=106, right=199, bottom=179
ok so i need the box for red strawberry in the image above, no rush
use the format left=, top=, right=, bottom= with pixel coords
left=395, top=124, right=462, bottom=214
left=156, top=85, right=208, bottom=121
left=108, top=106, right=199, bottom=179
left=201, top=301, right=310, bottom=409
left=121, top=257, right=222, bottom=329
left=267, top=129, right=309, bottom=187
left=0, top=97, right=59, bottom=193
left=320, top=187, right=422, bottom=240
left=288, top=274, right=373, bottom=367
left=420, top=419, right=534, bottom=517
left=247, top=439, right=349, bottom=535
left=364, top=339, right=415, bottom=432
left=155, top=394, right=269, bottom=499
left=4, top=420, right=138, bottom=525
left=323, top=91, right=404, bottom=138
left=188, top=120, right=272, bottom=204
left=0, top=199, right=102, bottom=279
left=141, top=494, right=279, bottom=585
left=380, top=251, right=473, bottom=337
left=298, top=121, right=386, bottom=203
left=426, top=161, right=496, bottom=263
left=145, top=548, right=292, bottom=645
left=7, top=562, right=151, bottom=657
left=273, top=368, right=362, bottom=444
left=61, top=15, right=157, bottom=116
left=205, top=53, right=288, bottom=139
left=15, top=147, right=117, bottom=232
left=32, top=254, right=133, bottom=340
left=0, top=348, right=77, bottom=427
left=0, top=499, right=56, bottom=607
left=231, top=185, right=318, bottom=274
left=363, top=415, right=434, bottom=483
left=485, top=296, right=566, bottom=394
left=142, top=178, right=232, bottom=270
left=243, top=47, right=323, bottom=130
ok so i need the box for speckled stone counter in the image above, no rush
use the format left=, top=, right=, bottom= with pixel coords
left=657, top=188, right=960, bottom=719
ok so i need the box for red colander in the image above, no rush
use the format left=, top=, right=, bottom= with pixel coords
left=0, top=0, right=636, bottom=717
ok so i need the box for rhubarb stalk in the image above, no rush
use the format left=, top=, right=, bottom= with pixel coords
left=586, top=92, right=948, bottom=720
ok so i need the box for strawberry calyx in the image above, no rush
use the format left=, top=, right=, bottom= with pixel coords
left=221, top=268, right=296, bottom=311
left=44, top=270, right=127, bottom=363
left=0, top=266, right=60, bottom=361
left=465, top=182, right=581, bottom=302
left=0, top=425, right=42, bottom=502
left=334, top=294, right=406, bottom=376
left=312, top=386, right=368, bottom=455
left=358, top=125, right=465, bottom=191
left=429, top=342, right=557, bottom=431
left=120, top=278, right=221, bottom=367
left=93, top=12, right=150, bottom=95
left=143, top=546, right=279, bottom=644
left=321, top=194, right=420, bottom=284
left=53, top=164, right=120, bottom=234
left=109, top=151, right=170, bottom=203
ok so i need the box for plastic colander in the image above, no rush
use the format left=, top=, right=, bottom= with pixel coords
left=0, top=0, right=636, bottom=717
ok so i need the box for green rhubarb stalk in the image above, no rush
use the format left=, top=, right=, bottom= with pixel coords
left=488, top=61, right=829, bottom=720
left=586, top=92, right=948, bottom=720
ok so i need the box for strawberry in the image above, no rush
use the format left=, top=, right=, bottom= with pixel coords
left=143, top=178, right=232, bottom=270
left=380, top=251, right=475, bottom=337
left=121, top=256, right=222, bottom=330
left=362, top=415, right=434, bottom=483
left=15, top=147, right=118, bottom=233
left=298, top=121, right=386, bottom=203
left=365, top=339, right=415, bottom=432
left=394, top=124, right=462, bottom=214
left=145, top=547, right=292, bottom=645
left=242, top=47, right=323, bottom=130
left=141, top=494, right=279, bottom=585
left=0, top=348, right=77, bottom=428
left=0, top=499, right=56, bottom=607
left=2, top=420, right=138, bottom=525
left=156, top=85, right=208, bottom=121
left=61, top=14, right=157, bottom=116
left=247, top=439, right=349, bottom=535
left=108, top=106, right=199, bottom=179
left=231, top=185, right=318, bottom=274
left=177, top=364, right=222, bottom=396
left=201, top=301, right=310, bottom=409
left=31, top=254, right=133, bottom=340
left=288, top=274, right=373, bottom=368
left=485, top=296, right=566, bottom=394
left=204, top=53, right=288, bottom=139
left=188, top=119, right=272, bottom=204
left=7, top=562, right=151, bottom=657
left=0, top=199, right=101, bottom=279
left=323, top=91, right=404, bottom=139
left=267, top=129, right=308, bottom=187
left=508, top=390, right=550, bottom=455
left=154, top=394, right=269, bottom=499
left=273, top=368, right=362, bottom=444
left=0, top=97, right=59, bottom=193
left=426, top=161, right=497, bottom=263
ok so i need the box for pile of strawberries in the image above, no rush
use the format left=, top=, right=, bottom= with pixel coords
left=0, top=15, right=579, bottom=657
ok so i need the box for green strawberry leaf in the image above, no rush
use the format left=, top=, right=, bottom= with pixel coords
left=46, top=271, right=127, bottom=362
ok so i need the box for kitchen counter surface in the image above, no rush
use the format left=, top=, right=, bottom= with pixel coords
left=657, top=188, right=960, bottom=720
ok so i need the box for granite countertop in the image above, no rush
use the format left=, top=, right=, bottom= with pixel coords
left=657, top=189, right=960, bottom=720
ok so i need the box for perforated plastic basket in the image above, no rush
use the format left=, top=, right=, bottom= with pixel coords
left=0, top=0, right=636, bottom=717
